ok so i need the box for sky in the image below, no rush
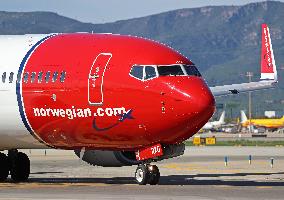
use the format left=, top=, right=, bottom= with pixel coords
left=0, top=0, right=283, bottom=24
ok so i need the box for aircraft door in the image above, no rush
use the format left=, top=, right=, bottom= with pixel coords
left=88, top=53, right=112, bottom=105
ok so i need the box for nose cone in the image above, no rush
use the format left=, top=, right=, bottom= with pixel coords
left=188, top=78, right=215, bottom=118
left=160, top=77, right=215, bottom=143
left=179, top=77, right=215, bottom=123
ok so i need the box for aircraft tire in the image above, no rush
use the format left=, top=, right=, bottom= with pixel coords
left=135, top=164, right=149, bottom=185
left=0, top=153, right=9, bottom=181
left=147, top=165, right=160, bottom=185
left=10, top=152, right=30, bottom=182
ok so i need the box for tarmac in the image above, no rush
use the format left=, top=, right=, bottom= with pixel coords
left=0, top=146, right=284, bottom=200
left=190, top=132, right=284, bottom=141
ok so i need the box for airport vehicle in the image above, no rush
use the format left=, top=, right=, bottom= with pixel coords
left=241, top=110, right=284, bottom=131
left=0, top=24, right=278, bottom=185
left=202, top=111, right=226, bottom=131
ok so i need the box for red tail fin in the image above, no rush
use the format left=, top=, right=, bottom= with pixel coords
left=261, top=24, right=277, bottom=81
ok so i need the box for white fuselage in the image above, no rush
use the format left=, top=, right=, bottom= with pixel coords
left=202, top=121, right=224, bottom=130
left=0, top=35, right=48, bottom=150
left=202, top=111, right=225, bottom=130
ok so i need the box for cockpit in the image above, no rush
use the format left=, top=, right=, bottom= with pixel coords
left=129, top=64, right=201, bottom=81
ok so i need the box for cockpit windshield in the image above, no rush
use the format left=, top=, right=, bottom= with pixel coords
left=157, top=65, right=184, bottom=76
left=129, top=65, right=157, bottom=81
left=129, top=64, right=201, bottom=81
left=144, top=66, right=157, bottom=80
left=183, top=65, right=201, bottom=77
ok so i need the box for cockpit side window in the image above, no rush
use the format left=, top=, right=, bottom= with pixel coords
left=130, top=66, right=144, bottom=80
left=157, top=65, right=184, bottom=76
left=144, top=66, right=157, bottom=80
left=183, top=65, right=201, bottom=77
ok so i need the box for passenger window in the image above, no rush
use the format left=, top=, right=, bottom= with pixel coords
left=52, top=72, right=58, bottom=82
left=9, top=72, right=14, bottom=83
left=45, top=71, right=51, bottom=83
left=60, top=71, right=66, bottom=83
left=145, top=66, right=157, bottom=80
left=31, top=72, right=36, bottom=83
left=23, top=72, right=29, bottom=83
left=2, top=72, right=6, bottom=83
left=38, top=72, right=43, bottom=83
left=16, top=73, right=21, bottom=83
left=130, top=66, right=144, bottom=80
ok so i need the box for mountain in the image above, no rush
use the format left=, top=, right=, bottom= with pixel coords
left=0, top=11, right=94, bottom=34
left=0, top=1, right=284, bottom=117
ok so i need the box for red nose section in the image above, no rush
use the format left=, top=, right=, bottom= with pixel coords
left=158, top=77, right=215, bottom=144
left=187, top=78, right=215, bottom=117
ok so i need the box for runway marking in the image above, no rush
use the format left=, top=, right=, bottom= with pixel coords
left=213, top=185, right=233, bottom=189
left=0, top=182, right=110, bottom=189
left=162, top=163, right=244, bottom=173
left=162, top=162, right=281, bottom=172
left=256, top=186, right=273, bottom=189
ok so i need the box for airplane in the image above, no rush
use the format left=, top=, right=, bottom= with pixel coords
left=202, top=111, right=226, bottom=131
left=240, top=110, right=284, bottom=131
left=0, top=24, right=278, bottom=185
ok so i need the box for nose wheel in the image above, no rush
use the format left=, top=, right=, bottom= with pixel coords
left=135, top=164, right=160, bottom=185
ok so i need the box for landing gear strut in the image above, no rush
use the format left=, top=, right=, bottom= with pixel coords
left=0, top=150, right=30, bottom=182
left=135, top=164, right=160, bottom=185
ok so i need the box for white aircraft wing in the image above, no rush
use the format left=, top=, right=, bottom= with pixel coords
left=210, top=24, right=278, bottom=97
left=210, top=80, right=276, bottom=97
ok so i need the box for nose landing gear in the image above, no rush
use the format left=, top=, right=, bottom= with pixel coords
left=135, top=164, right=160, bottom=185
left=134, top=143, right=163, bottom=185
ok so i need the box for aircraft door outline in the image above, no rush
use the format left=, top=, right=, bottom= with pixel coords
left=88, top=53, right=112, bottom=106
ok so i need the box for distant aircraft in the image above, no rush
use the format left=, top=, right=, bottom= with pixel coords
left=0, top=24, right=278, bottom=185
left=240, top=110, right=284, bottom=130
left=202, top=111, right=226, bottom=131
